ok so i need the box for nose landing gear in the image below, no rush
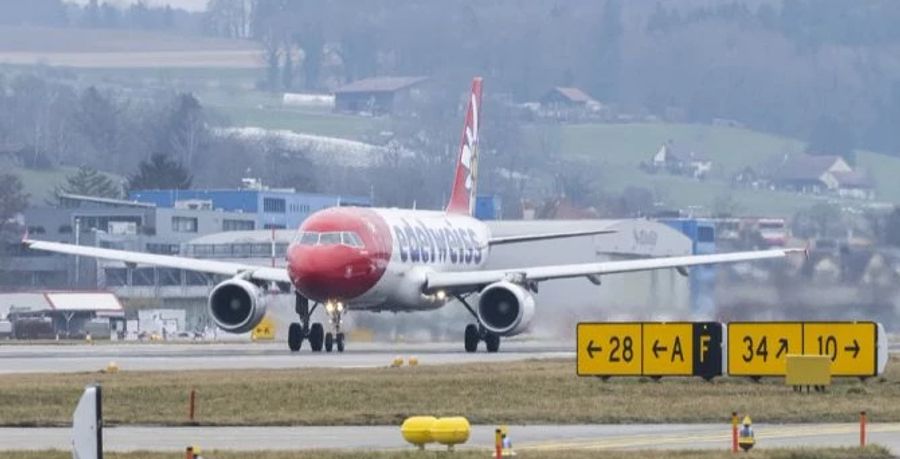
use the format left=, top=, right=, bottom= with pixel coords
left=324, top=301, right=346, bottom=353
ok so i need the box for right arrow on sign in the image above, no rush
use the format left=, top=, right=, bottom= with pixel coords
left=586, top=340, right=602, bottom=359
left=844, top=339, right=860, bottom=358
left=652, top=339, right=668, bottom=359
left=776, top=338, right=788, bottom=359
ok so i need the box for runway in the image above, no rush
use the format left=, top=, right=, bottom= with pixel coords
left=2, top=423, right=897, bottom=452
left=0, top=340, right=574, bottom=374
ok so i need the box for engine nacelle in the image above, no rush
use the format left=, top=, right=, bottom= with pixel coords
left=476, top=281, right=535, bottom=336
left=208, top=278, right=268, bottom=333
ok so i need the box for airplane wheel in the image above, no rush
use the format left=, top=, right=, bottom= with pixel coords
left=485, top=333, right=501, bottom=353
left=309, top=323, right=324, bottom=352
left=464, top=324, right=479, bottom=353
left=288, top=323, right=303, bottom=352
left=336, top=333, right=345, bottom=353
left=325, top=332, right=334, bottom=352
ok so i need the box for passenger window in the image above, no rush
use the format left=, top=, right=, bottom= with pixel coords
left=298, top=232, right=319, bottom=245
left=319, top=232, right=342, bottom=245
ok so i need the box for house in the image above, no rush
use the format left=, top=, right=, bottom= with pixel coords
left=539, top=87, right=609, bottom=121
left=333, top=76, right=429, bottom=115
left=766, top=154, right=874, bottom=198
left=642, top=142, right=712, bottom=179
left=541, top=87, right=597, bottom=108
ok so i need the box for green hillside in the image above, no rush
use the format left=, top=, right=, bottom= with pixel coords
left=523, top=123, right=900, bottom=216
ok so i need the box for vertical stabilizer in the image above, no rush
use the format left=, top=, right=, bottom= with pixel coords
left=445, top=77, right=483, bottom=215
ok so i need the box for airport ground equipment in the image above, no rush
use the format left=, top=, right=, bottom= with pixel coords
left=72, top=384, right=102, bottom=459
left=401, top=416, right=437, bottom=450
left=430, top=417, right=471, bottom=451
left=577, top=322, right=723, bottom=379
left=727, top=321, right=887, bottom=378
left=738, top=416, right=755, bottom=452
left=785, top=355, right=831, bottom=392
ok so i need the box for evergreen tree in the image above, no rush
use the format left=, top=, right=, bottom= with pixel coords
left=55, top=166, right=122, bottom=200
left=0, top=173, right=28, bottom=231
left=127, top=153, right=193, bottom=191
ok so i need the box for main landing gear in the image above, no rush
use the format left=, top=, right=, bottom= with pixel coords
left=456, top=294, right=501, bottom=353
left=288, top=294, right=346, bottom=353
left=289, top=294, right=327, bottom=353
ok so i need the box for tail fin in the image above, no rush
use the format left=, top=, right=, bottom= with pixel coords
left=445, top=77, right=483, bottom=215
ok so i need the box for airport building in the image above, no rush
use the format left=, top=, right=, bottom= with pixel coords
left=128, top=185, right=371, bottom=230
left=0, top=291, right=124, bottom=339
left=4, top=188, right=369, bottom=291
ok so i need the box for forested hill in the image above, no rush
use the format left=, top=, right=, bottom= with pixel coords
left=228, top=0, right=900, bottom=159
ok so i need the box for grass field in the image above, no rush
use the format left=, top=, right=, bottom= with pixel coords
left=0, top=448, right=891, bottom=459
left=523, top=122, right=900, bottom=215
left=0, top=358, right=897, bottom=427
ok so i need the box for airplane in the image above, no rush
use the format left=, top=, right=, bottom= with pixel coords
left=24, top=77, right=803, bottom=354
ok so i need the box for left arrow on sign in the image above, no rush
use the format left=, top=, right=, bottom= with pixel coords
left=844, top=339, right=860, bottom=358
left=587, top=340, right=602, bottom=359
left=652, top=339, right=668, bottom=359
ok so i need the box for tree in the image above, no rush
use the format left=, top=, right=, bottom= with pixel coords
left=792, top=203, right=845, bottom=239
left=885, top=207, right=900, bottom=247
left=0, top=173, right=28, bottom=231
left=127, top=153, right=193, bottom=191
left=160, top=93, right=207, bottom=168
left=55, top=166, right=122, bottom=200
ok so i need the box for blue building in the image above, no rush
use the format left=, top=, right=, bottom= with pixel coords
left=129, top=189, right=371, bottom=230
left=660, top=218, right=717, bottom=318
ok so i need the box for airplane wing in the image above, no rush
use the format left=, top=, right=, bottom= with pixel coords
left=24, top=239, right=291, bottom=284
left=426, top=248, right=804, bottom=291
left=488, top=229, right=615, bottom=246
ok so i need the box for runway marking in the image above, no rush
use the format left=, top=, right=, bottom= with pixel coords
left=519, top=424, right=900, bottom=451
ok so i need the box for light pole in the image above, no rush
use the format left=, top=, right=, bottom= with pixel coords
left=74, top=217, right=80, bottom=287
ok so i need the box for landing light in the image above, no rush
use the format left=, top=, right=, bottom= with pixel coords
left=325, top=302, right=335, bottom=313
left=337, top=302, right=344, bottom=312
left=436, top=290, right=447, bottom=301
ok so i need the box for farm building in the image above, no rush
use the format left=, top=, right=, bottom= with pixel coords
left=333, top=76, right=429, bottom=115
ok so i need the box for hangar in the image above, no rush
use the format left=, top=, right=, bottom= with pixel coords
left=0, top=291, right=125, bottom=339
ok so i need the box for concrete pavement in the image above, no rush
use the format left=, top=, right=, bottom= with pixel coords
left=1, top=423, right=896, bottom=452
left=0, top=340, right=574, bottom=374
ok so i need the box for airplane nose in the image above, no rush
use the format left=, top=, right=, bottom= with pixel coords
left=287, top=244, right=379, bottom=302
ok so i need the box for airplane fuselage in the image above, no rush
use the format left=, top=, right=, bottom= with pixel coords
left=286, top=206, right=490, bottom=311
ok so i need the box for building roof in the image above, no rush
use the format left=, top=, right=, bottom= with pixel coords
left=770, top=154, right=845, bottom=181
left=0, top=291, right=124, bottom=318
left=545, top=87, right=596, bottom=104
left=334, top=76, right=429, bottom=94
left=58, top=193, right=155, bottom=208
left=832, top=170, right=874, bottom=189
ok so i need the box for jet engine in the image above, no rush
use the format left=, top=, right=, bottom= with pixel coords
left=476, top=281, right=535, bottom=336
left=208, top=278, right=268, bottom=333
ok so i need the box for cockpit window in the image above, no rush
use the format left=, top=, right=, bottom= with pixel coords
left=341, top=232, right=364, bottom=248
left=298, top=232, right=319, bottom=245
left=319, top=232, right=342, bottom=245
left=296, top=231, right=364, bottom=248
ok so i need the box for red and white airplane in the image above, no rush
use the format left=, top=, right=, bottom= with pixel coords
left=25, top=78, right=801, bottom=353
